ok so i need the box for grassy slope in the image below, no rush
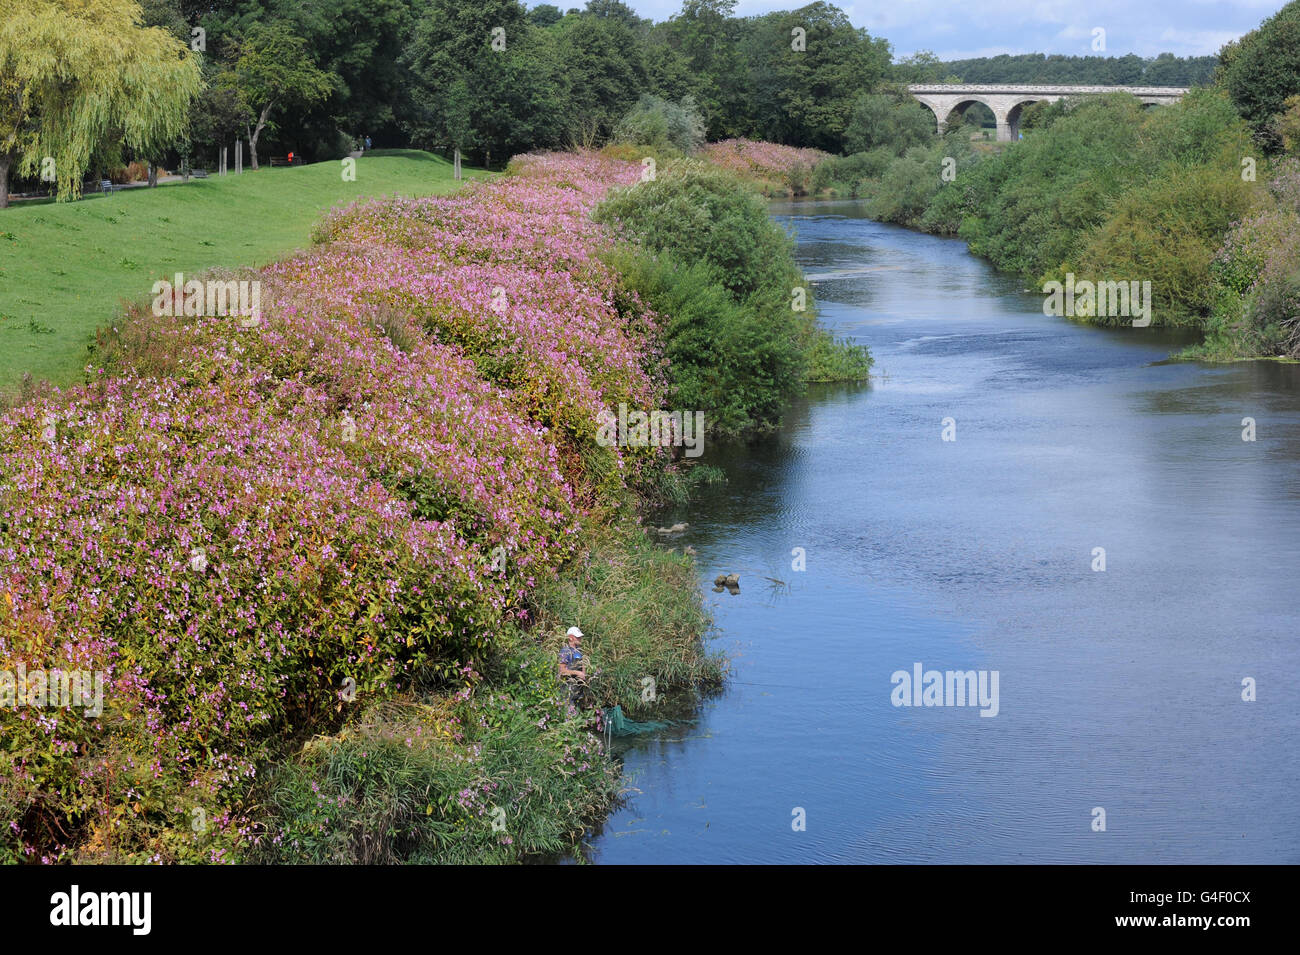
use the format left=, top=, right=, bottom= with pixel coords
left=0, top=149, right=482, bottom=394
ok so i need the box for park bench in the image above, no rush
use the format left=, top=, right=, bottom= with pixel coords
left=268, top=156, right=303, bottom=167
left=190, top=168, right=208, bottom=178
left=100, top=179, right=118, bottom=196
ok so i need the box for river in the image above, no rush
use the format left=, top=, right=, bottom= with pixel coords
left=582, top=199, right=1300, bottom=864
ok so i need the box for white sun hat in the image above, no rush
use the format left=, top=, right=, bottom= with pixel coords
left=565, top=626, right=583, bottom=639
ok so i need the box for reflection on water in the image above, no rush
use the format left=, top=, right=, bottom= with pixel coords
left=583, top=200, right=1300, bottom=864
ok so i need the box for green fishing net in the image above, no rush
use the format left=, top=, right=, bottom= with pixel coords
left=602, top=704, right=673, bottom=737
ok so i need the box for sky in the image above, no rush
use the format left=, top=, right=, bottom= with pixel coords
left=610, top=0, right=1293, bottom=59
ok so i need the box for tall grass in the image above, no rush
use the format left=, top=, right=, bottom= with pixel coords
left=252, top=639, right=620, bottom=864
left=529, top=521, right=724, bottom=719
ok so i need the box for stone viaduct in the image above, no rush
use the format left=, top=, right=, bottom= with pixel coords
left=907, top=84, right=1189, bottom=141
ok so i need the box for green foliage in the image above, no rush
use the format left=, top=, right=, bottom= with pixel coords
left=276, top=0, right=418, bottom=152
left=403, top=0, right=565, bottom=165
left=528, top=522, right=723, bottom=715
left=254, top=642, right=620, bottom=863
left=844, top=91, right=936, bottom=155
left=603, top=244, right=801, bottom=436
left=229, top=19, right=335, bottom=167
left=1218, top=0, right=1300, bottom=147
left=914, top=51, right=1217, bottom=86
left=595, top=161, right=800, bottom=300
left=1018, top=99, right=1070, bottom=133
left=255, top=516, right=720, bottom=864
left=0, top=0, right=202, bottom=202
left=614, top=94, right=707, bottom=153
left=860, top=139, right=969, bottom=226
left=596, top=163, right=869, bottom=437
left=556, top=9, right=650, bottom=145
left=1194, top=159, right=1300, bottom=358
left=840, top=83, right=1261, bottom=331
left=1053, top=164, right=1254, bottom=323
left=1278, top=95, right=1300, bottom=155
left=953, top=96, right=1151, bottom=280
left=811, top=148, right=894, bottom=196
left=738, top=2, right=892, bottom=152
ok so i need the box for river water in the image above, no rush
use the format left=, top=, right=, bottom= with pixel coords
left=584, top=199, right=1300, bottom=864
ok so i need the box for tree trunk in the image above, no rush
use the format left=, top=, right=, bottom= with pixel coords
left=248, top=102, right=273, bottom=171
left=147, top=161, right=158, bottom=188
left=0, top=155, right=10, bottom=209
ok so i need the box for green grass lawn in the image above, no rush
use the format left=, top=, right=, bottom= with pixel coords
left=0, top=149, right=481, bottom=394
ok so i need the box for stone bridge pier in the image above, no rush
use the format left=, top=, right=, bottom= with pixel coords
left=907, top=84, right=1189, bottom=141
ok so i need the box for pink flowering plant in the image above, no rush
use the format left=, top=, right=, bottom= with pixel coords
left=0, top=150, right=677, bottom=862
left=701, top=138, right=830, bottom=195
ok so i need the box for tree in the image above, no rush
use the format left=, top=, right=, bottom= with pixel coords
left=403, top=0, right=565, bottom=165
left=584, top=0, right=643, bottom=26
left=190, top=67, right=254, bottom=169
left=229, top=20, right=334, bottom=169
left=614, top=94, right=706, bottom=152
left=1278, top=94, right=1300, bottom=154
left=267, top=0, right=421, bottom=157
left=893, top=50, right=944, bottom=84
left=1218, top=0, right=1300, bottom=146
left=0, top=0, right=201, bottom=206
left=528, top=4, right=564, bottom=28
left=844, top=90, right=935, bottom=154
left=741, top=2, right=891, bottom=151
left=660, top=0, right=749, bottom=139
left=556, top=10, right=649, bottom=142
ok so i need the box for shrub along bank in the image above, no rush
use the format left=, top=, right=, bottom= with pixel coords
left=809, top=88, right=1300, bottom=359
left=595, top=159, right=872, bottom=438
left=0, top=148, right=858, bottom=863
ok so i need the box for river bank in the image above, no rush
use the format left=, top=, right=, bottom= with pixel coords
left=738, top=89, right=1300, bottom=365
left=0, top=147, right=866, bottom=863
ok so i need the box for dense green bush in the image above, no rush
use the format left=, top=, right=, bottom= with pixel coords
left=953, top=95, right=1151, bottom=280
left=812, top=147, right=895, bottom=196
left=529, top=522, right=724, bottom=716
left=595, top=161, right=801, bottom=300
left=844, top=90, right=936, bottom=155
left=1195, top=159, right=1300, bottom=357
left=861, top=135, right=973, bottom=226
left=253, top=639, right=620, bottom=864
left=847, top=89, right=1257, bottom=328
left=1219, top=0, right=1300, bottom=147
left=595, top=163, right=870, bottom=437
left=603, top=247, right=792, bottom=436
left=613, top=94, right=707, bottom=154
left=1051, top=164, right=1254, bottom=323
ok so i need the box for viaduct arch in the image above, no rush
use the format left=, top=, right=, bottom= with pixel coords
left=907, top=84, right=1189, bottom=142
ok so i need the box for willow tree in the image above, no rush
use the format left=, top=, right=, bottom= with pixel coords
left=0, top=0, right=201, bottom=206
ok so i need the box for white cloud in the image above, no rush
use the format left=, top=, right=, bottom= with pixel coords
left=589, top=1, right=1290, bottom=57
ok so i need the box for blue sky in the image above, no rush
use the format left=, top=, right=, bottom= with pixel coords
left=607, top=0, right=1292, bottom=59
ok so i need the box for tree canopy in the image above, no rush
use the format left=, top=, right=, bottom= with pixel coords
left=0, top=0, right=201, bottom=203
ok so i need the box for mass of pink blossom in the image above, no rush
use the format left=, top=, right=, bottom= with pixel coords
left=701, top=138, right=829, bottom=184
left=0, top=150, right=664, bottom=859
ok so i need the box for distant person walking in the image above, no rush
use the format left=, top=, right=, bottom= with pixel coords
left=365, top=135, right=372, bottom=151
